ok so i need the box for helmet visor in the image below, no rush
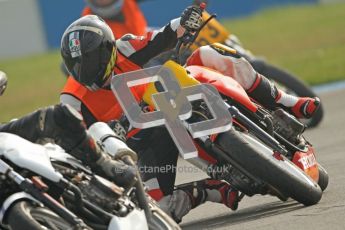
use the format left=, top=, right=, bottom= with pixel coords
left=68, top=41, right=116, bottom=88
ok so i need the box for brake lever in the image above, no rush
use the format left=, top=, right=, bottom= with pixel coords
left=174, top=13, right=216, bottom=64
left=174, top=8, right=217, bottom=64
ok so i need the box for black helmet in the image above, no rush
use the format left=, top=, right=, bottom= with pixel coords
left=85, top=0, right=124, bottom=19
left=61, top=15, right=117, bottom=90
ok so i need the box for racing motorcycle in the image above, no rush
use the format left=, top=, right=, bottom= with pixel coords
left=0, top=134, right=89, bottom=229
left=185, top=10, right=324, bottom=128
left=0, top=73, right=86, bottom=229
left=111, top=9, right=329, bottom=209
left=0, top=132, right=179, bottom=230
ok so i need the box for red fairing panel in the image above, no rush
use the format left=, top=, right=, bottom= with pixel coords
left=186, top=65, right=258, bottom=112
left=292, top=146, right=319, bottom=183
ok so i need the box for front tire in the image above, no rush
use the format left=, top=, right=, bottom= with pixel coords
left=6, top=201, right=73, bottom=230
left=216, top=129, right=322, bottom=206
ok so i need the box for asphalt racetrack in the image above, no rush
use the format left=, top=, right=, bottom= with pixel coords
left=177, top=88, right=345, bottom=230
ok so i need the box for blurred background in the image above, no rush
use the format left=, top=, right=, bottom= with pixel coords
left=0, top=0, right=344, bottom=121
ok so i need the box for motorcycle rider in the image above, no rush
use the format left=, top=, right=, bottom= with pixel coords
left=185, top=42, right=320, bottom=119
left=59, top=5, right=320, bottom=222
left=82, top=0, right=147, bottom=38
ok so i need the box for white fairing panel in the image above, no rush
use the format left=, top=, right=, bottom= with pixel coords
left=108, top=209, right=148, bottom=230
left=44, top=143, right=76, bottom=163
left=0, top=133, right=62, bottom=182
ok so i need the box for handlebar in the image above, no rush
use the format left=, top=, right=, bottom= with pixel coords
left=173, top=4, right=217, bottom=64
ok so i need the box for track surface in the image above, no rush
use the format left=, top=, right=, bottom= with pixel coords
left=177, top=89, right=345, bottom=230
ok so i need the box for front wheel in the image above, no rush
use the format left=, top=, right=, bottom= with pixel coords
left=216, top=129, right=322, bottom=206
left=6, top=201, right=73, bottom=230
left=250, top=59, right=324, bottom=128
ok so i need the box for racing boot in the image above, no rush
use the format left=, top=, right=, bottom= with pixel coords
left=247, top=74, right=321, bottom=119
left=290, top=96, right=321, bottom=119
left=177, top=179, right=239, bottom=211
left=156, top=179, right=239, bottom=223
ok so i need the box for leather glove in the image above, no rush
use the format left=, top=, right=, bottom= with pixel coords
left=95, top=153, right=137, bottom=189
left=180, top=5, right=203, bottom=32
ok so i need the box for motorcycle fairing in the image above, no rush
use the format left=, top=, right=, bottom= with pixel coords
left=108, top=209, right=148, bottom=230
left=0, top=133, right=63, bottom=182
left=292, top=146, right=319, bottom=183
left=187, top=65, right=258, bottom=112
left=44, top=143, right=91, bottom=173
left=142, top=61, right=200, bottom=107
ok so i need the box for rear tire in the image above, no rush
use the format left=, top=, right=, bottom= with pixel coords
left=250, top=59, right=324, bottom=128
left=6, top=201, right=73, bottom=230
left=216, top=129, right=322, bottom=206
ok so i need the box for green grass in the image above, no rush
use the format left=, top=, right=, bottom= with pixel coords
left=0, top=3, right=344, bottom=122
left=0, top=52, right=66, bottom=122
left=222, top=2, right=345, bottom=85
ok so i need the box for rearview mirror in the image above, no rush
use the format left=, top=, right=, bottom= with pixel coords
left=0, top=71, right=8, bottom=96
